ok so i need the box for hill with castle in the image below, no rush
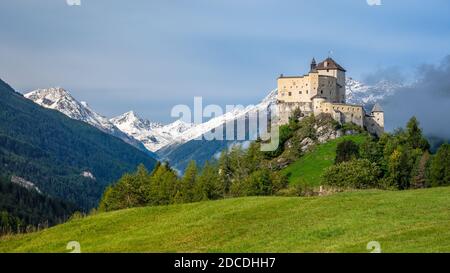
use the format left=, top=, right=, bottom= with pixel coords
left=276, top=57, right=384, bottom=136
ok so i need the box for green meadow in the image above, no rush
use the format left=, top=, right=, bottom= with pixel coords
left=1, top=187, right=449, bottom=253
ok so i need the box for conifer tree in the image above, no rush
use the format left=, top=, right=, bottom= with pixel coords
left=430, top=144, right=450, bottom=186
left=180, top=161, right=198, bottom=202
left=194, top=161, right=222, bottom=201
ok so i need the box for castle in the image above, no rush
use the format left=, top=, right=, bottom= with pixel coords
left=277, top=57, right=384, bottom=136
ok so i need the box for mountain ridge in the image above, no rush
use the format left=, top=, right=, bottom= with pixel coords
left=24, top=88, right=154, bottom=156
left=1, top=78, right=157, bottom=209
left=23, top=78, right=400, bottom=171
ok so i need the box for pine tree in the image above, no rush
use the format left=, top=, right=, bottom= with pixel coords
left=194, top=161, right=222, bottom=201
left=180, top=161, right=198, bottom=203
left=411, top=151, right=431, bottom=188
left=406, top=117, right=430, bottom=151
left=430, top=144, right=450, bottom=186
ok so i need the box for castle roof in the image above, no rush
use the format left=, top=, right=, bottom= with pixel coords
left=372, top=103, right=383, bottom=112
left=315, top=57, right=346, bottom=72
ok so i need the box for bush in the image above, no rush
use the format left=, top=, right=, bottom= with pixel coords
left=275, top=183, right=315, bottom=197
left=335, top=140, right=360, bottom=164
left=322, top=159, right=381, bottom=189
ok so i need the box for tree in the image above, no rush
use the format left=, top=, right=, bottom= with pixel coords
left=360, top=137, right=384, bottom=167
left=243, top=170, right=273, bottom=196
left=322, top=159, right=381, bottom=189
left=244, top=142, right=264, bottom=174
left=335, top=140, right=360, bottom=164
left=429, top=144, right=450, bottom=186
left=385, top=147, right=413, bottom=190
left=180, top=161, right=198, bottom=202
left=406, top=117, right=430, bottom=151
left=411, top=151, right=431, bottom=189
left=149, top=163, right=179, bottom=205
left=194, top=161, right=222, bottom=201
left=288, top=107, right=302, bottom=129
left=218, top=151, right=233, bottom=196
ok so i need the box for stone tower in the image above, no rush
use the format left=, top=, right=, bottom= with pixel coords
left=371, top=103, right=384, bottom=127
left=314, top=57, right=346, bottom=103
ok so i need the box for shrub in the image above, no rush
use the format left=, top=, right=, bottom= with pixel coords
left=322, top=159, right=381, bottom=189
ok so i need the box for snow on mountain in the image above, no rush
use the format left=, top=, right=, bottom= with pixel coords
left=24, top=78, right=398, bottom=158
left=24, top=88, right=149, bottom=153
left=110, top=111, right=193, bottom=152
left=346, top=77, right=402, bottom=106
left=173, top=89, right=278, bottom=144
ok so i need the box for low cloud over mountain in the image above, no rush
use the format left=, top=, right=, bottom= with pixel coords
left=383, top=55, right=450, bottom=138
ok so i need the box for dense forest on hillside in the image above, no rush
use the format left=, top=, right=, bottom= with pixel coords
left=99, top=111, right=449, bottom=212
left=0, top=79, right=156, bottom=209
left=0, top=176, right=78, bottom=235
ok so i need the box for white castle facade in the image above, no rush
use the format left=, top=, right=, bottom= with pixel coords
left=277, top=57, right=384, bottom=136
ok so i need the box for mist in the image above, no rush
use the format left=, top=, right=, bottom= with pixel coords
left=383, top=55, right=450, bottom=139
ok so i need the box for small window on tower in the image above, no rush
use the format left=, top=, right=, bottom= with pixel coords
left=299, top=91, right=302, bottom=94
left=306, top=91, right=309, bottom=94
left=288, top=92, right=292, bottom=96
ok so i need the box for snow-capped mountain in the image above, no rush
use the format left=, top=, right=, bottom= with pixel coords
left=109, top=88, right=276, bottom=154
left=24, top=78, right=398, bottom=165
left=110, top=111, right=194, bottom=152
left=346, top=77, right=402, bottom=106
left=24, top=88, right=150, bottom=154
left=156, top=89, right=278, bottom=172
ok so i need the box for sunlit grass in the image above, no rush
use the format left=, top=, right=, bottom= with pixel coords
left=1, top=187, right=449, bottom=253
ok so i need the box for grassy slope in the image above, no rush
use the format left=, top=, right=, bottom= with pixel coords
left=282, top=135, right=367, bottom=186
left=1, top=187, right=450, bottom=253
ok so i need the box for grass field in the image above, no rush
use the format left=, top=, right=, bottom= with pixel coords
left=282, top=134, right=368, bottom=186
left=1, top=187, right=449, bottom=253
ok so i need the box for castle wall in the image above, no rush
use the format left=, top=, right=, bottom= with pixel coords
left=277, top=101, right=313, bottom=125
left=313, top=99, right=364, bottom=127
left=364, top=113, right=384, bottom=136
left=277, top=73, right=319, bottom=103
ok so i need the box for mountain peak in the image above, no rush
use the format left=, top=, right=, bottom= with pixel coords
left=24, top=87, right=148, bottom=153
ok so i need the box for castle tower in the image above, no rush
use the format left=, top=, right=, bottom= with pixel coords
left=310, top=58, right=317, bottom=72
left=315, top=58, right=346, bottom=103
left=371, top=103, right=385, bottom=135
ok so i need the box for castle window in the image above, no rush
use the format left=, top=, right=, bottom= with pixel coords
left=320, top=90, right=323, bottom=94
left=299, top=91, right=302, bottom=94
left=306, top=91, right=309, bottom=94
left=288, top=92, right=292, bottom=96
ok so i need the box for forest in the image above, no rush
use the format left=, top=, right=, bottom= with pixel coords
left=99, top=112, right=450, bottom=212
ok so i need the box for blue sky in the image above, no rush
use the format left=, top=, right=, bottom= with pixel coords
left=1, top=0, right=449, bottom=123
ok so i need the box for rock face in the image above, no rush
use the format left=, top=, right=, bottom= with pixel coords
left=10, top=176, right=41, bottom=194
left=276, top=114, right=351, bottom=170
